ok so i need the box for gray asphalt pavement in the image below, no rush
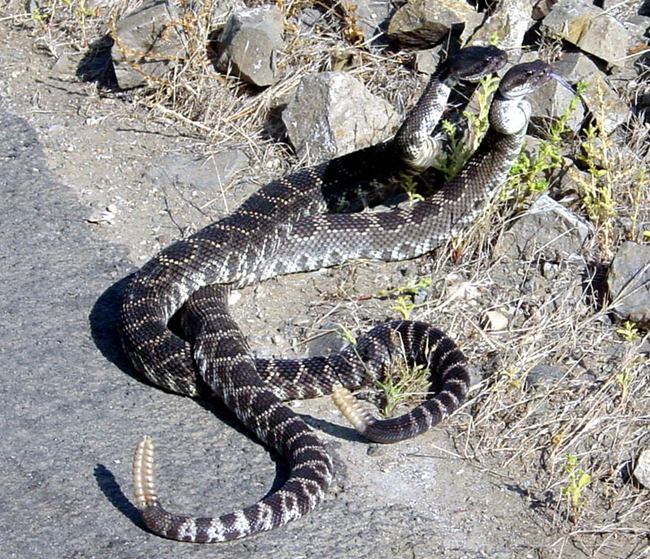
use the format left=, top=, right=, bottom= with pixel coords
left=0, top=107, right=422, bottom=559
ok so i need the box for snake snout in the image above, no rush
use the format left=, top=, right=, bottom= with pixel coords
left=450, top=45, right=508, bottom=81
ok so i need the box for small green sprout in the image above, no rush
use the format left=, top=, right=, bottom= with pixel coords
left=561, top=454, right=591, bottom=523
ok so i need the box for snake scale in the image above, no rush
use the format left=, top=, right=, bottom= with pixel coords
left=120, top=45, right=554, bottom=542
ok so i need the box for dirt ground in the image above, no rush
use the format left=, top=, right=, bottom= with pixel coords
left=1, top=7, right=649, bottom=559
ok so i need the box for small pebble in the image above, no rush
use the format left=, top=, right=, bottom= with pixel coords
left=228, top=290, right=241, bottom=306
left=484, top=310, right=509, bottom=331
left=633, top=448, right=650, bottom=489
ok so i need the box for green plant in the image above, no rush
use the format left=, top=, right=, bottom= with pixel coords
left=434, top=74, right=501, bottom=181
left=377, top=276, right=433, bottom=319
left=561, top=454, right=591, bottom=523
left=508, top=81, right=587, bottom=203
left=569, top=77, right=650, bottom=254
left=30, top=7, right=49, bottom=25
left=629, top=168, right=650, bottom=243
left=574, top=123, right=617, bottom=244
left=376, top=361, right=430, bottom=417
left=464, top=74, right=501, bottom=152
left=615, top=365, right=635, bottom=404
left=401, top=175, right=425, bottom=204
left=338, top=324, right=358, bottom=346
left=391, top=295, right=415, bottom=319
left=335, top=322, right=431, bottom=417
left=616, top=321, right=640, bottom=342
left=615, top=322, right=643, bottom=403
left=378, top=276, right=434, bottom=298
left=500, top=365, right=522, bottom=390
left=434, top=119, right=468, bottom=180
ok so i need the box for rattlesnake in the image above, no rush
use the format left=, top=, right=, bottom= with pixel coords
left=121, top=49, right=554, bottom=542
left=119, top=46, right=506, bottom=398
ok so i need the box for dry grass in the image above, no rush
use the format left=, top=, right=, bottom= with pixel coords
left=411, top=154, right=650, bottom=557
left=104, top=0, right=419, bottom=162
left=15, top=0, right=650, bottom=556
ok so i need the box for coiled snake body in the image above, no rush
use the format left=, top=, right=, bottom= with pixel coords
left=120, top=49, right=553, bottom=542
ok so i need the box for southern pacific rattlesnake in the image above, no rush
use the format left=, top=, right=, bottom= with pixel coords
left=121, top=49, right=553, bottom=542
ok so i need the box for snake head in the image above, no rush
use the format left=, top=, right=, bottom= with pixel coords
left=447, top=45, right=508, bottom=81
left=498, top=60, right=553, bottom=99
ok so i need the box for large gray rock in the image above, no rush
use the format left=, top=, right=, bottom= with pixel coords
left=541, top=0, right=632, bottom=66
left=111, top=0, right=183, bottom=89
left=308, top=322, right=347, bottom=357
left=467, top=0, right=534, bottom=53
left=579, top=72, right=631, bottom=135
left=552, top=52, right=601, bottom=84
left=282, top=71, right=400, bottom=161
left=215, top=5, right=285, bottom=87
left=532, top=80, right=585, bottom=132
left=387, top=0, right=481, bottom=47
left=413, top=45, right=445, bottom=74
left=346, top=0, right=394, bottom=43
left=496, top=195, right=592, bottom=261
left=521, top=53, right=585, bottom=132
left=608, top=242, right=650, bottom=325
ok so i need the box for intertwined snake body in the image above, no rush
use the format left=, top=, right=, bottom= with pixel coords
left=120, top=49, right=553, bottom=542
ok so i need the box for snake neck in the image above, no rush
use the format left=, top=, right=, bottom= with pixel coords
left=393, top=67, right=455, bottom=170
left=489, top=93, right=532, bottom=136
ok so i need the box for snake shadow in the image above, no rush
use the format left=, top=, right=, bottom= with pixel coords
left=90, top=275, right=365, bottom=527
left=94, top=463, right=147, bottom=531
left=89, top=274, right=362, bottom=441
left=94, top=451, right=291, bottom=533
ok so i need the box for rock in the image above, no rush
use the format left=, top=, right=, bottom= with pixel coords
left=621, top=17, right=650, bottom=49
left=282, top=71, right=400, bottom=161
left=413, top=286, right=430, bottom=305
left=413, top=46, right=444, bottom=74
left=483, top=310, right=509, bottom=332
left=541, top=0, right=632, bottom=66
left=49, top=52, right=79, bottom=80
left=532, top=0, right=555, bottom=19
left=545, top=51, right=632, bottom=136
left=84, top=0, right=122, bottom=10
left=85, top=203, right=118, bottom=225
left=607, top=242, right=650, bottom=325
left=308, top=322, right=347, bottom=357
left=467, top=0, right=533, bottom=52
left=295, top=7, right=323, bottom=35
left=387, top=0, right=480, bottom=47
left=496, top=194, right=592, bottom=262
left=627, top=16, right=650, bottom=36
left=552, top=52, right=601, bottom=84
left=144, top=150, right=249, bottom=192
left=111, top=0, right=183, bottom=89
left=579, top=72, right=631, bottom=135
left=215, top=6, right=285, bottom=87
left=633, top=448, right=650, bottom=489
left=248, top=335, right=276, bottom=359
left=346, top=0, right=394, bottom=43
left=525, top=364, right=563, bottom=390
